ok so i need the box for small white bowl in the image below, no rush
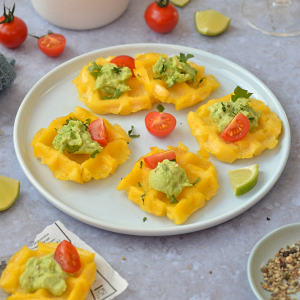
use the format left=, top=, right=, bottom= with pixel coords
left=30, top=0, right=130, bottom=30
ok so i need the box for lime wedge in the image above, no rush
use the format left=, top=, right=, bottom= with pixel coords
left=170, top=0, right=190, bottom=7
left=228, top=164, right=259, bottom=196
left=0, top=175, right=20, bottom=211
left=194, top=9, right=231, bottom=36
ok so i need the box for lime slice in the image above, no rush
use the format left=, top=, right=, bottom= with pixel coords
left=0, top=175, right=20, bottom=211
left=194, top=9, right=231, bottom=36
left=170, top=0, right=190, bottom=7
left=228, top=164, right=259, bottom=196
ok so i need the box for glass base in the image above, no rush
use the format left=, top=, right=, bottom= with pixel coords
left=241, top=0, right=300, bottom=36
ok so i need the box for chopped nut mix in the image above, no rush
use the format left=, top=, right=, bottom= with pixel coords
left=261, top=242, right=300, bottom=300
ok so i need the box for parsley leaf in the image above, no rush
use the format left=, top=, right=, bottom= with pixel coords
left=192, top=177, right=200, bottom=185
left=141, top=193, right=146, bottom=205
left=143, top=217, right=147, bottom=222
left=113, top=66, right=123, bottom=75
left=221, top=102, right=226, bottom=112
left=128, top=125, right=140, bottom=138
left=137, top=74, right=141, bottom=77
left=231, top=86, right=253, bottom=102
left=229, top=107, right=236, bottom=116
left=249, top=117, right=255, bottom=120
left=140, top=161, right=143, bottom=169
left=170, top=195, right=178, bottom=204
left=91, top=150, right=100, bottom=159
left=55, top=128, right=58, bottom=131
left=170, top=159, right=176, bottom=162
left=85, top=118, right=91, bottom=125
left=179, top=53, right=194, bottom=63
left=197, top=77, right=206, bottom=87
left=88, top=62, right=102, bottom=78
left=102, top=89, right=123, bottom=100
left=156, top=104, right=165, bottom=113
left=138, top=182, right=142, bottom=187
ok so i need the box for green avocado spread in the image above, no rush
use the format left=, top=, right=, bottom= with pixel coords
left=149, top=159, right=192, bottom=198
left=207, top=97, right=261, bottom=133
left=152, top=54, right=198, bottom=88
left=52, top=119, right=103, bottom=155
left=93, top=63, right=132, bottom=99
left=19, top=253, right=68, bottom=296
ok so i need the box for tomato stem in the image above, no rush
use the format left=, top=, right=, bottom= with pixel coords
left=0, top=3, right=15, bottom=24
left=155, top=0, right=169, bottom=8
left=28, top=30, right=54, bottom=40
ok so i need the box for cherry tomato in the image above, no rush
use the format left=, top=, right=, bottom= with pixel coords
left=144, top=151, right=176, bottom=169
left=37, top=33, right=66, bottom=57
left=110, top=55, right=136, bottom=77
left=145, top=0, right=178, bottom=34
left=54, top=240, right=81, bottom=273
left=145, top=111, right=176, bottom=137
left=0, top=4, right=27, bottom=48
left=89, top=118, right=109, bottom=147
left=220, top=113, right=250, bottom=142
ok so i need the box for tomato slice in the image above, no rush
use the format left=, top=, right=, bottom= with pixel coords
left=89, top=118, right=109, bottom=147
left=110, top=55, right=135, bottom=77
left=145, top=111, right=176, bottom=138
left=37, top=33, right=66, bottom=57
left=220, top=113, right=250, bottom=142
left=144, top=151, right=176, bottom=169
left=54, top=240, right=81, bottom=273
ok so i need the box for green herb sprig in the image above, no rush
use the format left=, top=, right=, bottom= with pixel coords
left=231, top=86, right=253, bottom=103
left=128, top=126, right=140, bottom=138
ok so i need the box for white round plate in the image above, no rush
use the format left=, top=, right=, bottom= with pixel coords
left=248, top=223, right=300, bottom=299
left=14, top=43, right=290, bottom=236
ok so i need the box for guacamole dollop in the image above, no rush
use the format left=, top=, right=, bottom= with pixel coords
left=19, top=253, right=68, bottom=296
left=149, top=159, right=192, bottom=198
left=152, top=55, right=198, bottom=88
left=52, top=119, right=103, bottom=155
left=94, top=63, right=132, bottom=98
left=207, top=97, right=261, bottom=133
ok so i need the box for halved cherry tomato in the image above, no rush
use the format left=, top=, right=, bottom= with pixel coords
left=144, top=151, right=176, bottom=169
left=220, top=113, right=250, bottom=142
left=145, top=0, right=179, bottom=33
left=54, top=240, right=81, bottom=273
left=145, top=111, right=176, bottom=137
left=110, top=55, right=136, bottom=77
left=89, top=118, right=109, bottom=147
left=37, top=33, right=66, bottom=57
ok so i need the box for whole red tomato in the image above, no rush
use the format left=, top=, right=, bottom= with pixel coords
left=145, top=0, right=179, bottom=33
left=0, top=4, right=27, bottom=48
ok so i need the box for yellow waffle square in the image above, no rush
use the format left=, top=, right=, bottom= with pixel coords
left=133, top=52, right=220, bottom=110
left=0, top=242, right=96, bottom=300
left=72, top=56, right=154, bottom=115
left=116, top=142, right=219, bottom=224
left=187, top=94, right=282, bottom=163
left=31, top=106, right=131, bottom=184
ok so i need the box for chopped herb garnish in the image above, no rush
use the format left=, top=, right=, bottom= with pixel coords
left=197, top=77, right=206, bottom=87
left=102, top=89, right=123, bottom=100
left=192, top=177, right=200, bottom=185
left=140, top=161, right=143, bottom=169
left=138, top=182, right=142, bottom=187
left=113, top=66, right=123, bottom=75
left=88, top=62, right=102, bottom=78
left=55, top=128, right=57, bottom=131
left=153, top=77, right=161, bottom=80
left=249, top=117, right=255, bottom=120
left=221, top=102, right=226, bottom=112
left=162, top=164, right=167, bottom=170
left=141, top=193, right=146, bottom=205
left=179, top=53, right=194, bottom=63
left=91, top=150, right=100, bottom=159
left=170, top=195, right=178, bottom=204
left=156, top=104, right=165, bottom=113
left=127, top=142, right=129, bottom=144
left=229, top=107, right=235, bottom=116
left=137, top=74, right=141, bottom=77
left=85, top=118, right=91, bottom=125
left=170, top=159, right=176, bottom=162
left=65, top=117, right=78, bottom=125
left=143, top=217, right=147, bottom=222
left=128, top=125, right=140, bottom=138
left=231, top=86, right=253, bottom=102
left=180, top=123, right=182, bottom=124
